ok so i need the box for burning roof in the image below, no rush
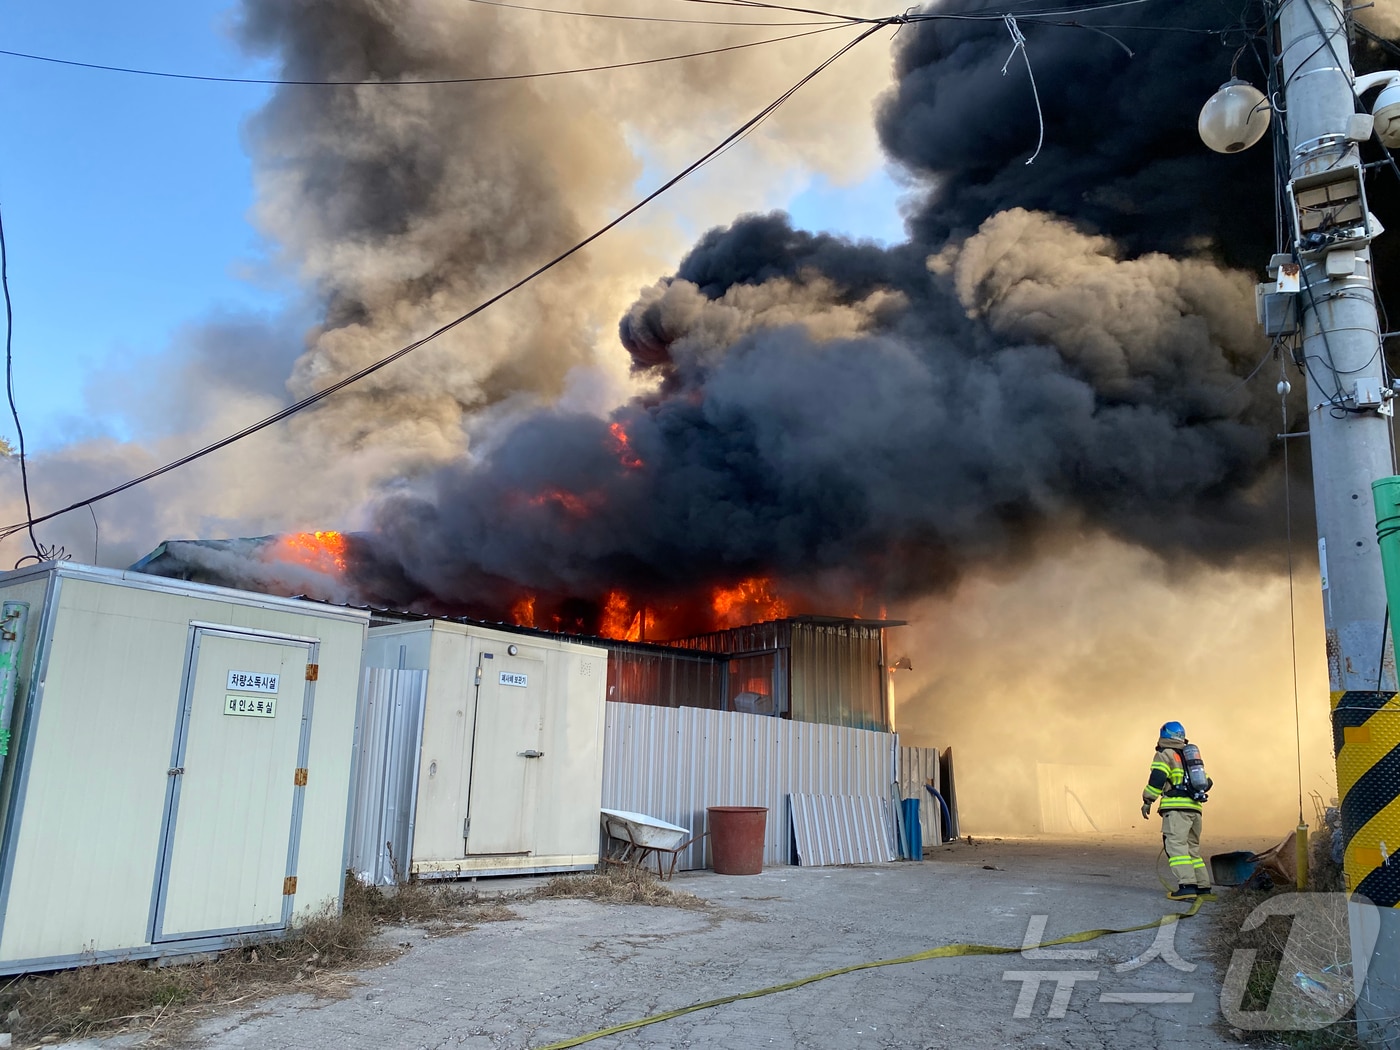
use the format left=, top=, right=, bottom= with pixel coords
left=132, top=531, right=899, bottom=642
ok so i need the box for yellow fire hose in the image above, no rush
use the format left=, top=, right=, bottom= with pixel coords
left=536, top=897, right=1205, bottom=1049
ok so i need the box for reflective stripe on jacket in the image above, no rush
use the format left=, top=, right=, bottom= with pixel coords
left=1143, top=745, right=1202, bottom=813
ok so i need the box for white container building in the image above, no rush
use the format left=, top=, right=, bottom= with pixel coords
left=0, top=563, right=368, bottom=973
left=350, top=619, right=608, bottom=881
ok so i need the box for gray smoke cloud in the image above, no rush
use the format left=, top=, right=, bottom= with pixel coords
left=235, top=0, right=900, bottom=465
left=1, top=0, right=898, bottom=571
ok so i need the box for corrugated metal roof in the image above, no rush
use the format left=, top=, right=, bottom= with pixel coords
left=601, top=701, right=897, bottom=870
left=789, top=793, right=897, bottom=866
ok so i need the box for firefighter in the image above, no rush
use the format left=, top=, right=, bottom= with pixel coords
left=1140, top=721, right=1214, bottom=901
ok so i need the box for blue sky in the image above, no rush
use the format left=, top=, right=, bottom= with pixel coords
left=1, top=2, right=904, bottom=453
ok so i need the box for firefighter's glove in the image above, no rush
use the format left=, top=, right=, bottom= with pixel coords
left=1141, top=802, right=1152, bottom=819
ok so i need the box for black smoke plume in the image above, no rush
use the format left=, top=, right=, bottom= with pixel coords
left=363, top=0, right=1352, bottom=622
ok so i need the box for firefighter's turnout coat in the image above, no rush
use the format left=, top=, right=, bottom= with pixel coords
left=1143, top=735, right=1213, bottom=888
left=1142, top=737, right=1208, bottom=813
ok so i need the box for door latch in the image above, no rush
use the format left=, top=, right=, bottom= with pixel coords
left=167, top=767, right=184, bottom=776
left=518, top=750, right=544, bottom=758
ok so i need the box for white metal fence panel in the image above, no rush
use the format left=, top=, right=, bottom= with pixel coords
left=347, top=668, right=428, bottom=885
left=601, top=703, right=898, bottom=870
left=897, top=744, right=943, bottom=849
left=789, top=793, right=898, bottom=866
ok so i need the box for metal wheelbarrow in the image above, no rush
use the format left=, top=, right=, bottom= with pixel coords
left=600, top=808, right=707, bottom=881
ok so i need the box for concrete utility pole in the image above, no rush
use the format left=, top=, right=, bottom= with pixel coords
left=1274, top=0, right=1400, bottom=1039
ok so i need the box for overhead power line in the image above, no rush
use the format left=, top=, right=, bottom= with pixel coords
left=0, top=25, right=851, bottom=87
left=0, top=0, right=1196, bottom=93
left=0, top=18, right=897, bottom=543
left=460, top=0, right=848, bottom=25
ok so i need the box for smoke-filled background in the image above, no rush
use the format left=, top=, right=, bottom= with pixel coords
left=8, top=0, right=1400, bottom=835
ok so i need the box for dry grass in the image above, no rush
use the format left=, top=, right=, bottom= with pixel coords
left=0, top=903, right=383, bottom=1046
left=0, top=864, right=700, bottom=1045
left=1207, top=887, right=1358, bottom=1050
left=530, top=864, right=709, bottom=909
left=346, top=873, right=520, bottom=930
left=1310, top=826, right=1345, bottom=895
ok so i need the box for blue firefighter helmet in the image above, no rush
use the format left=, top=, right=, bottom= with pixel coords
left=1160, top=721, right=1186, bottom=741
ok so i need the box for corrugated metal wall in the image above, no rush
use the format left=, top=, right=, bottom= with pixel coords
left=669, top=620, right=888, bottom=731
left=347, top=668, right=428, bottom=885
left=789, top=793, right=897, bottom=865
left=790, top=622, right=885, bottom=730
left=601, top=702, right=898, bottom=870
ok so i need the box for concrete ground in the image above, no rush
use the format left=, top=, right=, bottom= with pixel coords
left=88, top=837, right=1278, bottom=1049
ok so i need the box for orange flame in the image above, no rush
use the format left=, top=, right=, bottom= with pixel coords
left=711, top=577, right=789, bottom=629
left=528, top=489, right=598, bottom=518
left=598, top=590, right=645, bottom=640
left=511, top=595, right=537, bottom=628
left=599, top=590, right=631, bottom=639
left=609, top=422, right=644, bottom=470
left=274, top=531, right=347, bottom=575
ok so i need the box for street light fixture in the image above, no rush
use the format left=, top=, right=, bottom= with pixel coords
left=1197, top=79, right=1272, bottom=154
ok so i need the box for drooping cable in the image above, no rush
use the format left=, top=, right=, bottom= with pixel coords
left=0, top=202, right=56, bottom=565
left=0, top=19, right=895, bottom=541
left=1279, top=357, right=1306, bottom=826
left=0, top=26, right=850, bottom=86
left=1000, top=14, right=1045, bottom=164
left=672, top=0, right=871, bottom=22
left=86, top=502, right=99, bottom=566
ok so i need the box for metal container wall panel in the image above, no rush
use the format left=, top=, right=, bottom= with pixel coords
left=897, top=745, right=942, bottom=849
left=790, top=623, right=886, bottom=731
left=671, top=621, right=887, bottom=731
left=347, top=668, right=428, bottom=885
left=0, top=565, right=368, bottom=971
left=601, top=702, right=897, bottom=871
left=605, top=648, right=725, bottom=710
left=789, top=793, right=897, bottom=865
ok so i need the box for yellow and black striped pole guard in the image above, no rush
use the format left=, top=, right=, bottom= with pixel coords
left=1334, top=689, right=1400, bottom=904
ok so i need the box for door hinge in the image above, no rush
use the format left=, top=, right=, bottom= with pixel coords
left=294, top=767, right=308, bottom=786
left=474, top=666, right=482, bottom=686
left=305, top=664, right=319, bottom=682
left=283, top=876, right=298, bottom=895
left=463, top=817, right=470, bottom=839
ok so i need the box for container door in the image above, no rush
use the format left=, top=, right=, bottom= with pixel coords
left=152, top=628, right=315, bottom=941
left=464, top=646, right=545, bottom=855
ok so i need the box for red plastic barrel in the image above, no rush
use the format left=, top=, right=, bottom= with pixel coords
left=707, top=806, right=767, bottom=875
